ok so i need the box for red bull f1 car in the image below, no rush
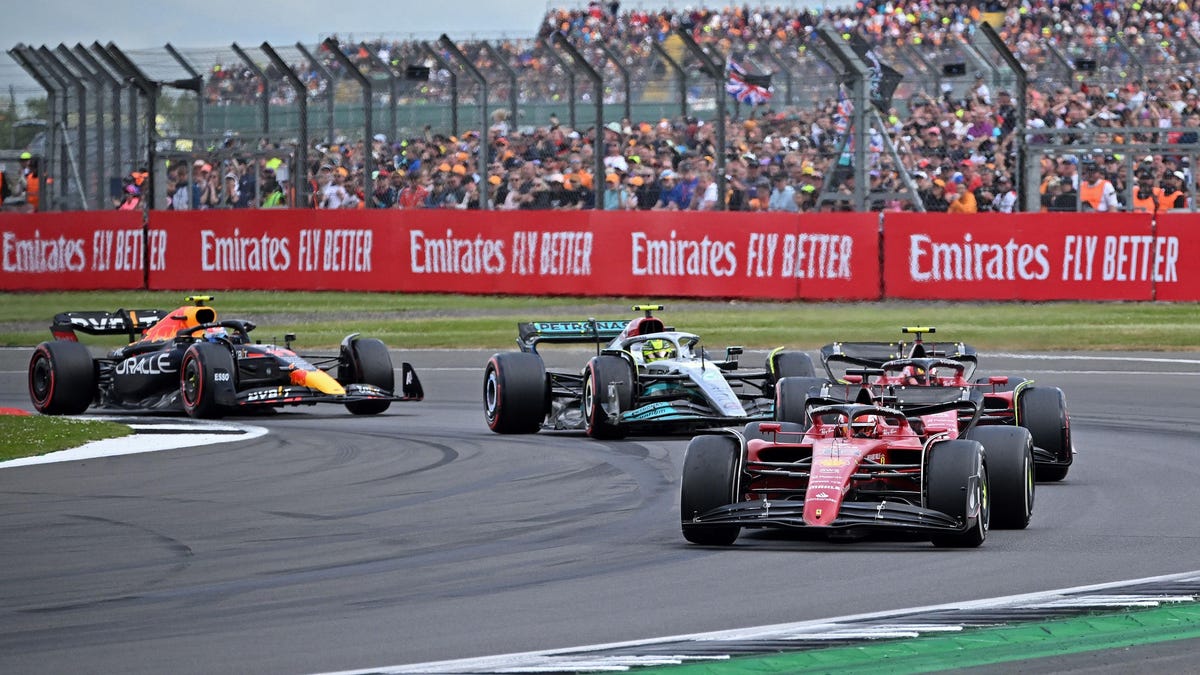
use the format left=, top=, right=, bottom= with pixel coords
left=680, top=383, right=1036, bottom=548
left=795, top=326, right=1072, bottom=481
left=28, top=296, right=423, bottom=418
left=484, top=305, right=815, bottom=439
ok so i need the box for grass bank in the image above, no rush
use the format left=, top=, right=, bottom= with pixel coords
left=0, top=415, right=132, bottom=461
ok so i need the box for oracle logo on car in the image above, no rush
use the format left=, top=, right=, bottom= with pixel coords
left=115, top=352, right=176, bottom=376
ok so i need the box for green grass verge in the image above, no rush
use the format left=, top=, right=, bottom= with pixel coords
left=0, top=415, right=133, bottom=462
left=2, top=291, right=1199, bottom=350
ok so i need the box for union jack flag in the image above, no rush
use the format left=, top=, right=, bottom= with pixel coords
left=834, top=84, right=853, bottom=134
left=726, top=59, right=773, bottom=106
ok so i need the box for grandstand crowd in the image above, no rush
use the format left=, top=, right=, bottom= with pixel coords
left=151, top=2, right=1200, bottom=213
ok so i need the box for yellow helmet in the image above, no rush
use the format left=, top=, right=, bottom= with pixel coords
left=643, top=338, right=675, bottom=362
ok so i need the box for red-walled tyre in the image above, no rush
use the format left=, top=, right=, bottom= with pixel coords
left=28, top=341, right=95, bottom=415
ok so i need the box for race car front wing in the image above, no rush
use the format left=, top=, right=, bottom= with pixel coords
left=687, top=498, right=967, bottom=534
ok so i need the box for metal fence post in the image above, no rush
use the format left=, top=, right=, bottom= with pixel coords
left=421, top=43, right=458, bottom=137
left=479, top=41, right=519, bottom=131
left=102, top=42, right=160, bottom=209
left=437, top=34, right=490, bottom=210
left=56, top=44, right=103, bottom=209
left=231, top=43, right=270, bottom=136
left=8, top=45, right=58, bottom=210
left=676, top=28, right=728, bottom=210
left=595, top=41, right=632, bottom=122
left=549, top=32, right=605, bottom=209
left=539, top=38, right=576, bottom=130
left=261, top=42, right=309, bottom=208
left=979, top=23, right=1028, bottom=211
left=165, top=43, right=204, bottom=136
left=321, top=38, right=375, bottom=203
left=359, top=43, right=398, bottom=142
left=74, top=44, right=123, bottom=206
left=649, top=40, right=688, bottom=123
left=295, top=43, right=336, bottom=145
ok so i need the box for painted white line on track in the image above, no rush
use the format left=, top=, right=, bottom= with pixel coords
left=314, top=569, right=1200, bottom=675
left=0, top=418, right=269, bottom=469
left=987, top=352, right=1200, bottom=364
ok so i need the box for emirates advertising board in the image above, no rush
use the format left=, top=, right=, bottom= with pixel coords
left=148, top=209, right=882, bottom=300
left=0, top=212, right=149, bottom=290
left=881, top=212, right=1190, bottom=301
left=1150, top=213, right=1200, bottom=301
left=6, top=209, right=1195, bottom=301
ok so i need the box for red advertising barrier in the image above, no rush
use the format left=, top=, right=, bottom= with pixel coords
left=0, top=211, right=147, bottom=290
left=882, top=212, right=1165, bottom=301
left=1150, top=213, right=1200, bottom=301
left=6, top=209, right=1194, bottom=302
left=148, top=209, right=882, bottom=300
left=587, top=211, right=880, bottom=300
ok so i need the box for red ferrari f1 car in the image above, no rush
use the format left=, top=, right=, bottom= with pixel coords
left=28, top=296, right=423, bottom=418
left=680, top=385, right=1035, bottom=548
left=794, top=326, right=1072, bottom=481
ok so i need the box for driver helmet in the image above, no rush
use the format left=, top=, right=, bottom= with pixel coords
left=643, top=338, right=676, bottom=363
left=901, top=365, right=927, bottom=384
left=204, top=326, right=229, bottom=343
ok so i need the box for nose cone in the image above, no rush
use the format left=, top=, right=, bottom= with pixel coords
left=290, top=368, right=346, bottom=395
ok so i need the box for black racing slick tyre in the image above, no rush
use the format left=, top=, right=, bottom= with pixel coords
left=966, top=426, right=1035, bottom=529
left=483, top=352, right=548, bottom=434
left=774, top=376, right=826, bottom=425
left=180, top=342, right=235, bottom=419
left=681, top=434, right=743, bottom=546
left=769, top=351, right=816, bottom=380
left=28, top=341, right=95, bottom=415
left=341, top=337, right=395, bottom=415
left=925, top=439, right=989, bottom=548
left=583, top=355, right=634, bottom=439
left=1019, top=386, right=1072, bottom=482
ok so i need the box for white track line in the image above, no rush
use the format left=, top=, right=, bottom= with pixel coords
left=315, top=570, right=1200, bottom=675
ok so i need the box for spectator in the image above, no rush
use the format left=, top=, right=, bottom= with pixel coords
left=260, top=166, right=286, bottom=208
left=216, top=171, right=242, bottom=209
left=545, top=173, right=582, bottom=210
left=397, top=172, right=429, bottom=209
left=318, top=166, right=350, bottom=209
left=117, top=183, right=142, bottom=211
left=371, top=170, right=395, bottom=208
left=1078, top=161, right=1120, bottom=212
left=768, top=173, right=798, bottom=212
left=946, top=177, right=978, bottom=214
left=690, top=171, right=719, bottom=211
left=990, top=174, right=1018, bottom=213
left=0, top=151, right=30, bottom=210
left=631, top=174, right=656, bottom=211
left=924, top=178, right=950, bottom=212
left=652, top=169, right=686, bottom=210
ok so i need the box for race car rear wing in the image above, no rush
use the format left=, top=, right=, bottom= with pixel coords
left=516, top=319, right=631, bottom=353
left=820, top=341, right=977, bottom=380
left=51, top=308, right=170, bottom=342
